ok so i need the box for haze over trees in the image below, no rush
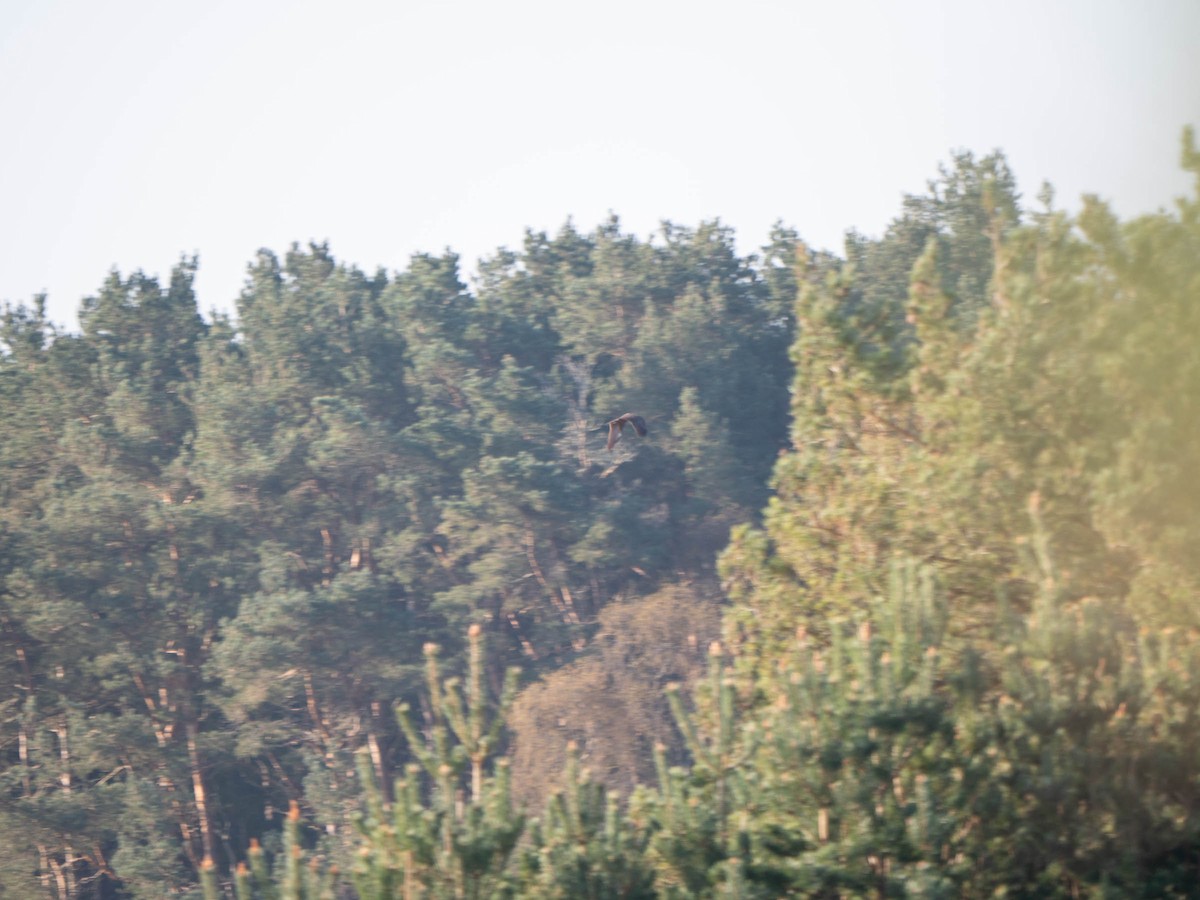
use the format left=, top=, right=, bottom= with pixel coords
left=1, top=129, right=1197, bottom=898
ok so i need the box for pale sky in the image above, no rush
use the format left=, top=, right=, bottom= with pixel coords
left=2, top=0, right=1197, bottom=331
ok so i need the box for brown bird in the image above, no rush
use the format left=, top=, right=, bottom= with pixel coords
left=605, top=413, right=648, bottom=450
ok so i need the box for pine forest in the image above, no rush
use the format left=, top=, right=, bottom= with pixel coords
left=2, top=130, right=1199, bottom=898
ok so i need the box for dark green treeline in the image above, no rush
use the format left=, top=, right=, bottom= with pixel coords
left=0, top=211, right=798, bottom=896
left=3, top=132, right=1200, bottom=897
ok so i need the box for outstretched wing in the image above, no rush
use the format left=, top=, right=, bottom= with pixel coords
left=606, top=420, right=622, bottom=450
left=627, top=415, right=647, bottom=436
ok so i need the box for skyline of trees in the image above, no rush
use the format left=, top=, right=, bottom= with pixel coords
left=2, top=129, right=1197, bottom=897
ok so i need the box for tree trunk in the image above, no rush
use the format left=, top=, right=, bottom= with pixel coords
left=186, top=719, right=215, bottom=864
left=367, top=714, right=387, bottom=801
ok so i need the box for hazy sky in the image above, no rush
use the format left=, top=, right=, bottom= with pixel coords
left=2, top=0, right=1197, bottom=331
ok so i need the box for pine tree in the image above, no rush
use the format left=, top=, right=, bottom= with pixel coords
left=352, top=625, right=524, bottom=899
left=518, top=741, right=657, bottom=899
left=0, top=262, right=234, bottom=896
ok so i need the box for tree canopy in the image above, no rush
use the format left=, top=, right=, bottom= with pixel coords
left=2, top=129, right=1198, bottom=897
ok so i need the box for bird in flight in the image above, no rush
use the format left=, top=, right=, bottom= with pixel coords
left=605, top=413, right=648, bottom=450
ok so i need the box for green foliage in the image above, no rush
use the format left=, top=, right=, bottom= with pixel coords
left=3, top=131, right=1197, bottom=896
left=710, top=126, right=1200, bottom=895
left=768, top=561, right=1200, bottom=895
left=353, top=628, right=524, bottom=899
left=624, top=558, right=1200, bottom=897
left=722, top=128, right=1200, bottom=667
left=519, top=742, right=657, bottom=899
left=1, top=215, right=798, bottom=894
left=198, top=800, right=339, bottom=900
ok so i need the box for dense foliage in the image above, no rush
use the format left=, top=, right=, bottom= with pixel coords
left=2, top=129, right=1198, bottom=897
left=0, top=214, right=794, bottom=896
